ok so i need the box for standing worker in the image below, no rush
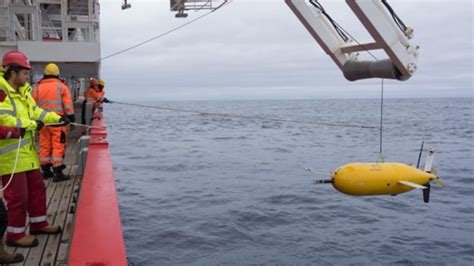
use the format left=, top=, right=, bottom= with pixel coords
left=82, top=78, right=101, bottom=126
left=33, top=63, right=75, bottom=182
left=98, top=79, right=112, bottom=103
left=0, top=51, right=67, bottom=247
left=84, top=78, right=102, bottom=103
left=0, top=125, right=24, bottom=264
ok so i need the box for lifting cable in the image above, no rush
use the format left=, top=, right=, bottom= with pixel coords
left=99, top=0, right=385, bottom=155
left=379, top=78, right=384, bottom=161
left=99, top=0, right=232, bottom=62
left=112, top=101, right=378, bottom=129
left=310, top=9, right=386, bottom=159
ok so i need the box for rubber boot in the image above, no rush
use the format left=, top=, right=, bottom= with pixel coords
left=41, top=164, right=54, bottom=179
left=6, top=236, right=39, bottom=248
left=0, top=243, right=24, bottom=264
left=52, top=166, right=70, bottom=183
left=30, top=224, right=62, bottom=235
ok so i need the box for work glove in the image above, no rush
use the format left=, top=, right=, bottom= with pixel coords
left=67, top=114, right=76, bottom=123
left=103, top=98, right=111, bottom=103
left=36, top=120, right=44, bottom=131
left=59, top=116, right=70, bottom=125
left=10, top=128, right=26, bottom=138
left=19, top=128, right=26, bottom=138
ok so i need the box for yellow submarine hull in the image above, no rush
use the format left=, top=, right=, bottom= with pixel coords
left=332, top=163, right=437, bottom=196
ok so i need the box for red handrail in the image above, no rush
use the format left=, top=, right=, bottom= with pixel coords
left=68, top=111, right=127, bottom=265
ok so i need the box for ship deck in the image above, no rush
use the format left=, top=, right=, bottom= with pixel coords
left=2, top=130, right=82, bottom=266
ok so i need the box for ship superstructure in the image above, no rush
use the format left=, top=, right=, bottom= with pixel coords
left=1, top=1, right=127, bottom=265
left=0, top=0, right=100, bottom=96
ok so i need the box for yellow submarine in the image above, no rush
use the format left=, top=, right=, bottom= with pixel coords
left=318, top=149, right=445, bottom=203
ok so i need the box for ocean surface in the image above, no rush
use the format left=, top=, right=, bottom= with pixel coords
left=106, top=98, right=473, bottom=265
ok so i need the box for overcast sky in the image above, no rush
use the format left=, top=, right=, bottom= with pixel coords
left=99, top=0, right=473, bottom=101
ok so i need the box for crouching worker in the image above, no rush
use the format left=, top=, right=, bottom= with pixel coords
left=0, top=126, right=24, bottom=264
left=0, top=51, right=69, bottom=248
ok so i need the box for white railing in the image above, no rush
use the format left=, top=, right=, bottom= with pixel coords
left=0, top=0, right=99, bottom=43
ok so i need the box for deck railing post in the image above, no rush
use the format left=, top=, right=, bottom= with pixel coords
left=77, top=136, right=90, bottom=177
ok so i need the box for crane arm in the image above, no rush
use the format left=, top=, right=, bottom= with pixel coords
left=164, top=0, right=419, bottom=82
left=286, top=0, right=419, bottom=81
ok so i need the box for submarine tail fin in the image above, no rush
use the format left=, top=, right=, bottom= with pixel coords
left=398, top=180, right=427, bottom=189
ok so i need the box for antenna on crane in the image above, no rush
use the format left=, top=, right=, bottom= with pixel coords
left=121, top=0, right=131, bottom=10
left=170, top=0, right=228, bottom=18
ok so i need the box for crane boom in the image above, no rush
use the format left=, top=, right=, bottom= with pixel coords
left=159, top=0, right=419, bottom=82
left=286, top=0, right=419, bottom=81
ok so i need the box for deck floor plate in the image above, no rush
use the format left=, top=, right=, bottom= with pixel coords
left=54, top=172, right=81, bottom=266
left=1, top=134, right=81, bottom=266
left=41, top=167, right=78, bottom=266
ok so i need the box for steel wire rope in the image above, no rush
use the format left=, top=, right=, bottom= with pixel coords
left=99, top=0, right=232, bottom=62
left=111, top=101, right=378, bottom=129
left=93, top=0, right=335, bottom=178
left=379, top=78, right=384, bottom=161
left=316, top=11, right=386, bottom=159
left=100, top=0, right=386, bottom=153
left=98, top=0, right=377, bottom=130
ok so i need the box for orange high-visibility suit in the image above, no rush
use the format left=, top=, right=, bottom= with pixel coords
left=33, top=78, right=74, bottom=167
left=84, top=86, right=103, bottom=114
left=84, top=87, right=102, bottom=103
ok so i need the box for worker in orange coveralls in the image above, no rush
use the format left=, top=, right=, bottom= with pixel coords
left=84, top=78, right=102, bottom=103
left=33, top=63, right=75, bottom=182
left=97, top=79, right=112, bottom=103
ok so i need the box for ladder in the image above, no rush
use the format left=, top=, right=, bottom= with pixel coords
left=0, top=0, right=9, bottom=41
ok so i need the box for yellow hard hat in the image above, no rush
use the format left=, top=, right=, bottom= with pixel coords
left=98, top=79, right=105, bottom=86
left=44, top=63, right=60, bottom=76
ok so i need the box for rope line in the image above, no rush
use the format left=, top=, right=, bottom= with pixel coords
left=379, top=78, right=384, bottom=161
left=112, top=101, right=378, bottom=129
left=100, top=1, right=232, bottom=62
left=321, top=14, right=386, bottom=158
left=1, top=134, right=23, bottom=192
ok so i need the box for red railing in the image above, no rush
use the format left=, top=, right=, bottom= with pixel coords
left=68, top=110, right=127, bottom=265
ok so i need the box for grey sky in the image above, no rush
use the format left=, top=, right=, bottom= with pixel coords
left=100, top=0, right=473, bottom=101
